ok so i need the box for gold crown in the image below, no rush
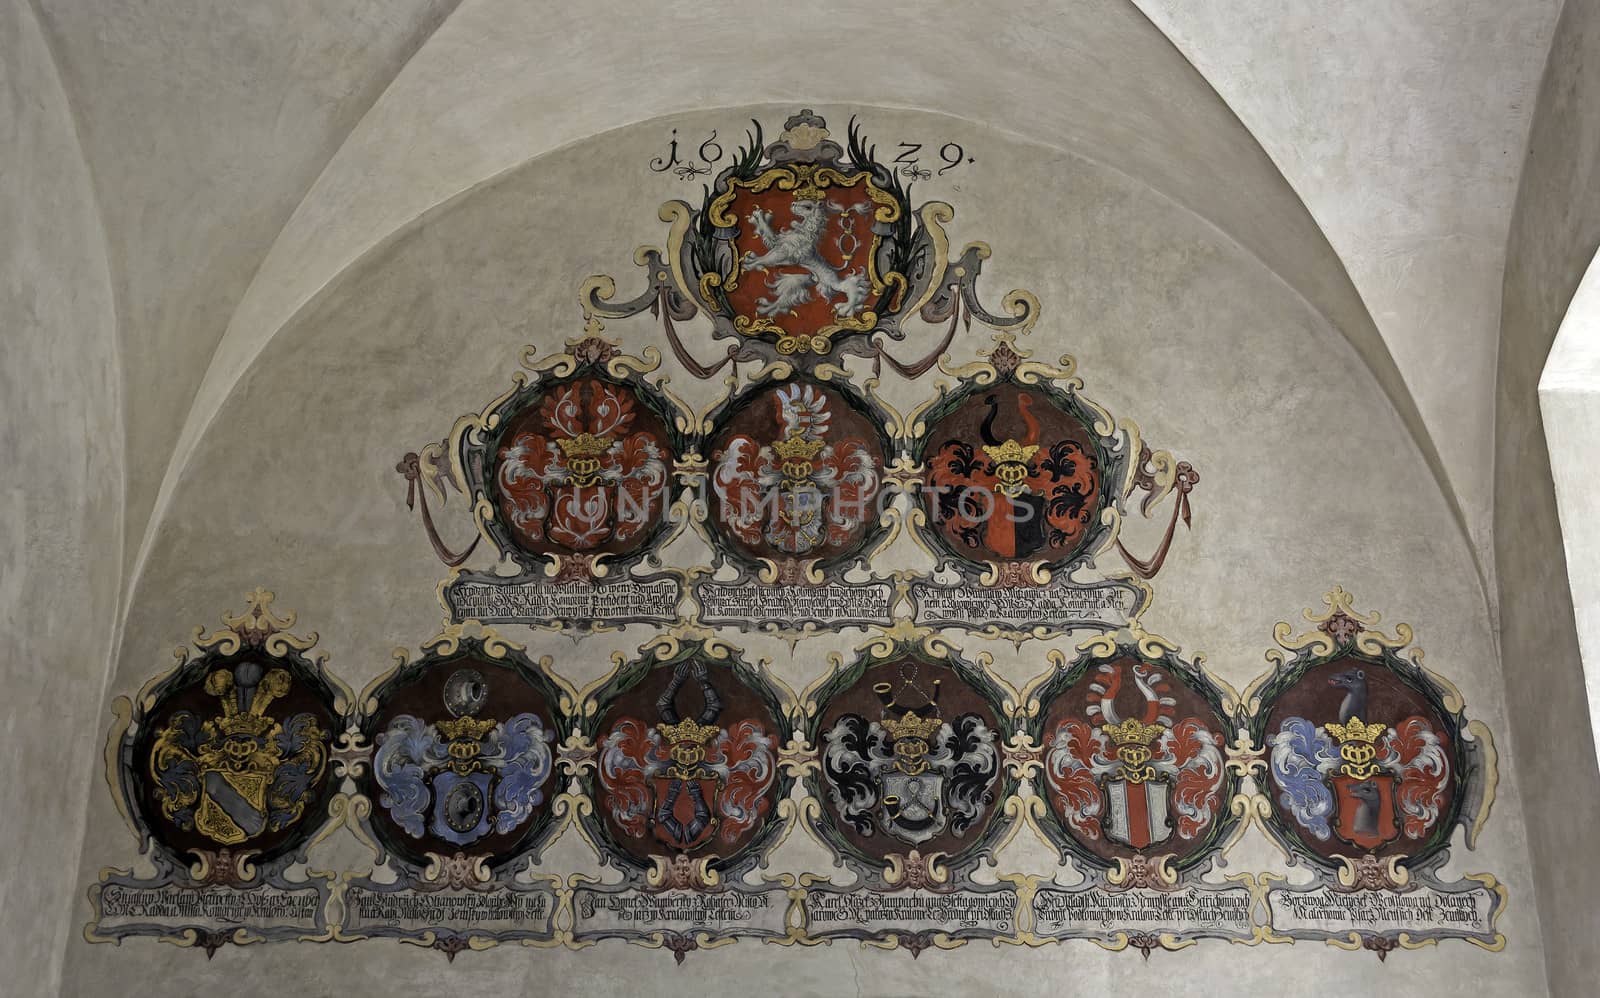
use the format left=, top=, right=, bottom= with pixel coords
left=881, top=710, right=943, bottom=744
left=771, top=432, right=826, bottom=462
left=557, top=432, right=612, bottom=459
left=981, top=439, right=1040, bottom=467
left=204, top=666, right=290, bottom=739
left=1101, top=718, right=1166, bottom=748
left=437, top=716, right=497, bottom=743
left=1325, top=716, right=1387, bottom=746
left=658, top=718, right=721, bottom=746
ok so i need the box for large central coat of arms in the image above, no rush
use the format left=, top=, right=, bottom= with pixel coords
left=699, top=112, right=905, bottom=354
left=599, top=660, right=778, bottom=853
left=821, top=667, right=1000, bottom=846
left=1044, top=660, right=1224, bottom=851
left=149, top=661, right=330, bottom=847
left=373, top=668, right=556, bottom=848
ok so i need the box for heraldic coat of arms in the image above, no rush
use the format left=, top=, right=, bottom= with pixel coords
left=712, top=382, right=880, bottom=558
left=698, top=110, right=906, bottom=354
left=149, top=661, right=330, bottom=847
left=924, top=386, right=1102, bottom=563
left=1269, top=666, right=1451, bottom=852
left=1044, top=660, right=1224, bottom=850
left=599, top=660, right=778, bottom=853
left=495, top=377, right=670, bottom=552
left=373, top=668, right=557, bottom=848
left=821, top=667, right=1001, bottom=846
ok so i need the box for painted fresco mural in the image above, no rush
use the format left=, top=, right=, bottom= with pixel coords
left=88, top=110, right=1506, bottom=965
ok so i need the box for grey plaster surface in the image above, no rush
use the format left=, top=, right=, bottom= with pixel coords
left=1542, top=250, right=1600, bottom=775
left=1497, top=1, right=1600, bottom=993
left=1138, top=0, right=1562, bottom=573
left=0, top=2, right=1594, bottom=994
left=31, top=0, right=460, bottom=579
left=126, top=0, right=1480, bottom=640
left=0, top=1, right=121, bottom=994
left=60, top=110, right=1550, bottom=998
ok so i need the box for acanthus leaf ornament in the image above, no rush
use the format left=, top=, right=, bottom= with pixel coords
left=582, top=109, right=1036, bottom=374
left=583, top=635, right=791, bottom=874
left=402, top=337, right=697, bottom=634
left=1245, top=589, right=1507, bottom=954
left=904, top=331, right=1187, bottom=642
left=357, top=631, right=564, bottom=870
left=805, top=632, right=1015, bottom=889
left=89, top=109, right=1518, bottom=964
left=149, top=662, right=329, bottom=848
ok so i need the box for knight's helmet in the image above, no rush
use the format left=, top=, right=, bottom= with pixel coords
left=554, top=382, right=612, bottom=487
left=875, top=675, right=943, bottom=775
left=1102, top=717, right=1164, bottom=784
left=656, top=661, right=724, bottom=772
left=980, top=393, right=1042, bottom=497
left=1325, top=717, right=1388, bottom=780
left=438, top=669, right=497, bottom=775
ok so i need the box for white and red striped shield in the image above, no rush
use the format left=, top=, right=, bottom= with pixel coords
left=1103, top=778, right=1172, bottom=849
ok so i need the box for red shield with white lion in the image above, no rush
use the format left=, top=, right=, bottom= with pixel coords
left=706, top=165, right=901, bottom=349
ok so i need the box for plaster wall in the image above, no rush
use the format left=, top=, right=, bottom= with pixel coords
left=30, top=0, right=460, bottom=581
left=1541, top=249, right=1600, bottom=773
left=63, top=108, right=1547, bottom=997
left=0, top=2, right=122, bottom=994
left=1497, top=2, right=1600, bottom=994
left=149, top=0, right=1459, bottom=636
left=1135, top=0, right=1561, bottom=569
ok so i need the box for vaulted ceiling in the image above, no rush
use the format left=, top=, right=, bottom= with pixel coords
left=25, top=0, right=1564, bottom=627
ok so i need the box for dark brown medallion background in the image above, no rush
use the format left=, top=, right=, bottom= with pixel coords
left=815, top=658, right=1003, bottom=859
left=132, top=652, right=339, bottom=863
left=919, top=383, right=1103, bottom=565
left=593, top=661, right=784, bottom=865
left=487, top=376, right=674, bottom=559
left=1039, top=656, right=1229, bottom=866
left=705, top=380, right=887, bottom=564
left=1262, top=656, right=1456, bottom=863
left=362, top=655, right=559, bottom=867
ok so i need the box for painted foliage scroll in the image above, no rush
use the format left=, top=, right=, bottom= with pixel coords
left=89, top=109, right=1506, bottom=964
left=89, top=590, right=1503, bottom=958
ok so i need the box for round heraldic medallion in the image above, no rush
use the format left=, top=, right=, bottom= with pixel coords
left=1257, top=654, right=1462, bottom=866
left=814, top=657, right=1006, bottom=860
left=362, top=652, right=561, bottom=869
left=135, top=652, right=340, bottom=863
left=486, top=375, right=674, bottom=564
left=1035, top=654, right=1234, bottom=869
left=916, top=382, right=1108, bottom=568
left=593, top=655, right=786, bottom=868
left=707, top=379, right=889, bottom=568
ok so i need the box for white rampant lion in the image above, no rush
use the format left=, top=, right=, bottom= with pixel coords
left=741, top=199, right=872, bottom=318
